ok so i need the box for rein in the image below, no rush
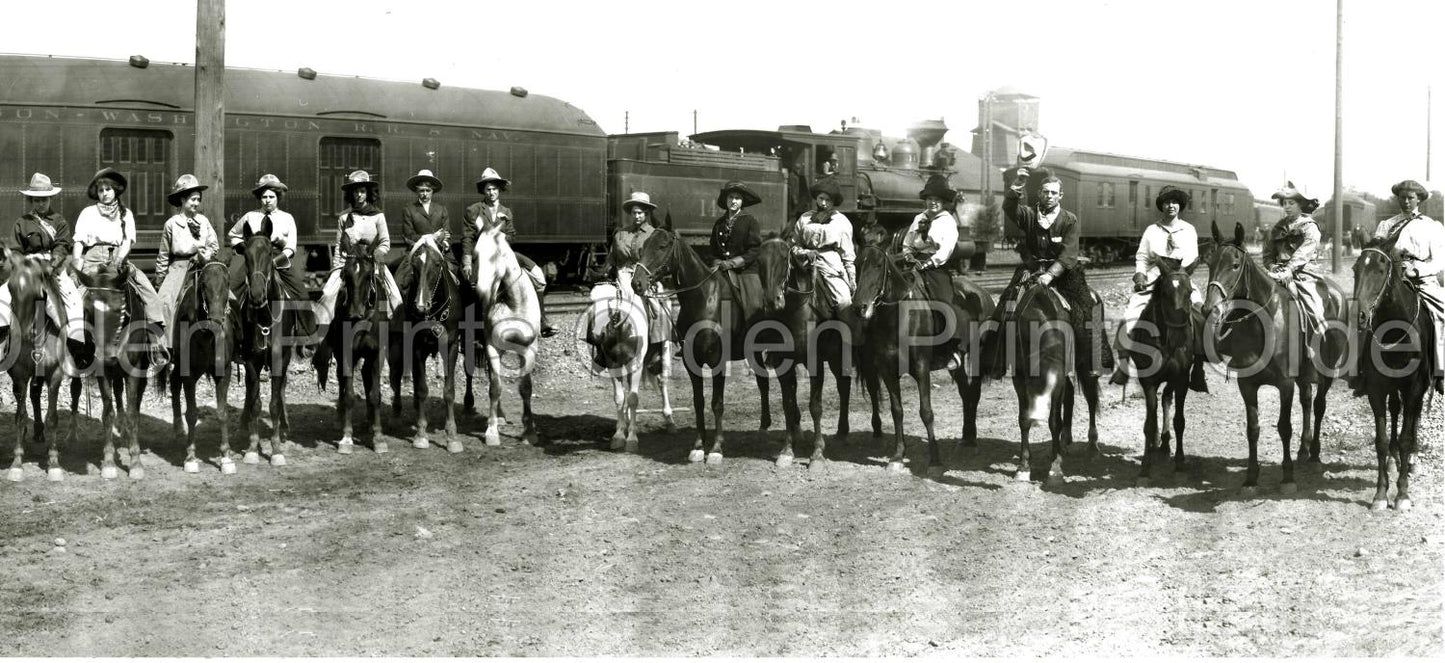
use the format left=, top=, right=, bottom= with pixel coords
left=635, top=234, right=721, bottom=299
left=1206, top=245, right=1266, bottom=341
left=1357, top=247, right=1422, bottom=349
left=856, top=245, right=917, bottom=311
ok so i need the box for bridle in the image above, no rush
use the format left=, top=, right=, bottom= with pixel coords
left=854, top=244, right=916, bottom=311
left=1356, top=246, right=1419, bottom=338
left=635, top=230, right=720, bottom=299
left=412, top=245, right=452, bottom=331
left=1205, top=243, right=1258, bottom=340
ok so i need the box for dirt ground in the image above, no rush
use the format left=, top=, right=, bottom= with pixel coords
left=1, top=265, right=1442, bottom=657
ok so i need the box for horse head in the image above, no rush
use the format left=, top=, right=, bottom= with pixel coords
left=471, top=225, right=521, bottom=309
left=853, top=245, right=893, bottom=322
left=754, top=237, right=791, bottom=313
left=5, top=253, right=55, bottom=344
left=631, top=225, right=678, bottom=298
left=411, top=240, right=446, bottom=318
left=1205, top=221, right=1253, bottom=325
left=1353, top=244, right=1400, bottom=332
left=239, top=217, right=277, bottom=308
left=339, top=250, right=379, bottom=322
left=1151, top=257, right=1194, bottom=330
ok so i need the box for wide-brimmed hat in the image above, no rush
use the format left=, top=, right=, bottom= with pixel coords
left=918, top=174, right=954, bottom=201
left=167, top=173, right=209, bottom=207
left=251, top=174, right=289, bottom=198
left=475, top=167, right=510, bottom=193
left=1391, top=179, right=1431, bottom=203
left=341, top=170, right=378, bottom=192
left=809, top=177, right=843, bottom=205
left=86, top=167, right=127, bottom=200
left=621, top=191, right=657, bottom=213
left=1271, top=180, right=1320, bottom=214
left=407, top=169, right=443, bottom=192
left=1155, top=185, right=1191, bottom=212
left=20, top=173, right=61, bottom=198
left=715, top=181, right=762, bottom=209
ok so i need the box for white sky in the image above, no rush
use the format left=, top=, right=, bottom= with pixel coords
left=6, top=0, right=1442, bottom=200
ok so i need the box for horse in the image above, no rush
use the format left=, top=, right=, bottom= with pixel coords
left=389, top=239, right=464, bottom=453
left=1352, top=244, right=1433, bottom=511
left=2, top=251, right=81, bottom=482
left=315, top=252, right=390, bottom=454
left=852, top=243, right=994, bottom=476
left=1204, top=221, right=1347, bottom=493
left=469, top=224, right=541, bottom=447
left=73, top=261, right=154, bottom=480
left=749, top=237, right=860, bottom=470
left=585, top=277, right=676, bottom=453
left=1125, top=257, right=1199, bottom=484
left=234, top=220, right=302, bottom=467
left=160, top=258, right=236, bottom=474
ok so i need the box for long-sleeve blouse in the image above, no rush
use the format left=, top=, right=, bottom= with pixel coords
left=333, top=208, right=391, bottom=263
left=156, top=213, right=220, bottom=281
left=900, top=210, right=959, bottom=267
left=1134, top=217, right=1199, bottom=282
left=1375, top=212, right=1445, bottom=277
left=228, top=209, right=298, bottom=256
left=789, top=210, right=856, bottom=282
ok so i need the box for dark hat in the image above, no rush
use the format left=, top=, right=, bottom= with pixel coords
left=1391, top=179, right=1431, bottom=203
left=716, top=180, right=761, bottom=209
left=341, top=169, right=378, bottom=191
left=918, top=174, right=955, bottom=201
left=621, top=191, right=657, bottom=213
left=86, top=167, right=127, bottom=200
left=475, top=167, right=510, bottom=193
left=809, top=177, right=843, bottom=205
left=1271, top=180, right=1320, bottom=214
left=167, top=173, right=209, bottom=207
left=251, top=173, right=289, bottom=198
left=407, top=169, right=443, bottom=192
left=1154, top=185, right=1191, bottom=212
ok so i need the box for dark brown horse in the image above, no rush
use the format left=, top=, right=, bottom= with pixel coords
left=853, top=243, right=994, bottom=476
left=1352, top=244, right=1432, bottom=511
left=161, top=259, right=235, bottom=474
left=318, top=253, right=389, bottom=454
left=1204, top=221, right=1347, bottom=493
left=1125, top=257, right=1200, bottom=484
left=389, top=240, right=464, bottom=453
left=2, top=251, right=80, bottom=482
left=235, top=221, right=301, bottom=467
left=73, top=262, right=154, bottom=480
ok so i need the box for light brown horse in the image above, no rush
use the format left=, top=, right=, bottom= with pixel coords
left=469, top=224, right=541, bottom=447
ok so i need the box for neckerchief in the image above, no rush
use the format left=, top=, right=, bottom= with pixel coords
left=96, top=200, right=121, bottom=222
left=344, top=203, right=381, bottom=230
left=184, top=212, right=203, bottom=239
left=811, top=209, right=833, bottom=224
left=917, top=209, right=941, bottom=235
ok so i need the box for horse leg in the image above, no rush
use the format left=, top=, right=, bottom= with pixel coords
left=807, top=373, right=828, bottom=471
left=125, top=376, right=144, bottom=479
left=1080, top=375, right=1101, bottom=452
left=864, top=354, right=883, bottom=438
left=1367, top=392, right=1391, bottom=510
left=1013, top=376, right=1034, bottom=482
left=958, top=371, right=982, bottom=449
left=610, top=376, right=628, bottom=450
left=1395, top=386, right=1424, bottom=512
left=706, top=372, right=725, bottom=464
left=1171, top=380, right=1188, bottom=478
left=98, top=377, right=119, bottom=479
left=884, top=368, right=907, bottom=473
left=389, top=338, right=405, bottom=418
left=658, top=343, right=677, bottom=433
left=915, top=362, right=942, bottom=480
left=1138, top=382, right=1160, bottom=486
left=1388, top=392, right=1402, bottom=465
left=1296, top=380, right=1315, bottom=466
left=482, top=348, right=504, bottom=447
left=67, top=378, right=80, bottom=458
left=624, top=369, right=641, bottom=453
left=9, top=378, right=28, bottom=481
left=45, top=377, right=62, bottom=482
left=834, top=355, right=852, bottom=443
left=243, top=366, right=263, bottom=464
left=170, top=367, right=185, bottom=439
left=412, top=348, right=431, bottom=449
left=216, top=373, right=235, bottom=475
left=365, top=356, right=387, bottom=454
left=269, top=374, right=289, bottom=465
left=183, top=376, right=201, bottom=473
left=1239, top=381, right=1261, bottom=493
left=462, top=359, right=476, bottom=415
left=687, top=370, right=706, bottom=463
left=756, top=372, right=772, bottom=431
left=1278, top=382, right=1297, bottom=493
left=1059, top=377, right=1075, bottom=447
left=440, top=338, right=462, bottom=453
left=519, top=373, right=539, bottom=447
left=776, top=370, right=800, bottom=468
left=1309, top=378, right=1330, bottom=463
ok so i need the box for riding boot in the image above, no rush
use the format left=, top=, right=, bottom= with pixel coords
left=1109, top=364, right=1129, bottom=386
left=148, top=324, right=170, bottom=372
left=310, top=322, right=333, bottom=374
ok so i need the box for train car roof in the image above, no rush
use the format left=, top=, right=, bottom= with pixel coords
left=1046, top=146, right=1251, bottom=191
left=0, top=54, right=605, bottom=137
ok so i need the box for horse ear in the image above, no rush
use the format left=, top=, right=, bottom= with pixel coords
left=1211, top=220, right=1221, bottom=243
left=662, top=208, right=674, bottom=231
left=260, top=215, right=273, bottom=238
left=1233, top=222, right=1245, bottom=246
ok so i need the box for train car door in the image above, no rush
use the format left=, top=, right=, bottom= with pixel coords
left=316, top=136, right=382, bottom=265
left=99, top=128, right=174, bottom=244
left=1129, top=180, right=1139, bottom=230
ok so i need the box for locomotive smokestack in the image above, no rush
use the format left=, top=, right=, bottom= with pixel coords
left=908, top=119, right=948, bottom=170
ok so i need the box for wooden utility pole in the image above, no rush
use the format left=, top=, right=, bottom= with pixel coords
left=195, top=0, right=226, bottom=240
left=1331, top=0, right=1343, bottom=274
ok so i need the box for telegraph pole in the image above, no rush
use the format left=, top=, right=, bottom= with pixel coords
left=1331, top=0, right=1343, bottom=274
left=1428, top=86, right=1433, bottom=181
left=195, top=0, right=225, bottom=240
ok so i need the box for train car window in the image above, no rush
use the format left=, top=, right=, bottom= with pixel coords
left=99, top=128, right=173, bottom=227
left=318, top=137, right=381, bottom=218
left=1096, top=182, right=1115, bottom=208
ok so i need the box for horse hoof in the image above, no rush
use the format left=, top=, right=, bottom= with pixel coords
left=609, top=434, right=626, bottom=451
left=337, top=441, right=354, bottom=455
left=810, top=458, right=829, bottom=473
left=47, top=468, right=63, bottom=482
left=446, top=441, right=465, bottom=454
left=484, top=432, right=501, bottom=447
left=1013, top=469, right=1031, bottom=483
left=128, top=467, right=145, bottom=480
left=270, top=454, right=287, bottom=467
left=926, top=465, right=945, bottom=480
left=523, top=432, right=541, bottom=447
left=184, top=460, right=200, bottom=474
left=101, top=466, right=119, bottom=480
left=776, top=454, right=794, bottom=468
left=624, top=438, right=639, bottom=454
left=705, top=452, right=724, bottom=466
left=413, top=437, right=431, bottom=450
left=688, top=449, right=705, bottom=463
left=7, top=468, right=22, bottom=482
left=243, top=451, right=261, bottom=464
left=1239, top=485, right=1258, bottom=496
left=664, top=421, right=678, bottom=434
left=886, top=461, right=907, bottom=474
left=221, top=459, right=237, bottom=475
left=1279, top=482, right=1297, bottom=495
left=1396, top=497, right=1413, bottom=512
left=1370, top=499, right=1389, bottom=512
left=1136, top=476, right=1151, bottom=488
left=1045, top=473, right=1065, bottom=487
left=373, top=441, right=389, bottom=454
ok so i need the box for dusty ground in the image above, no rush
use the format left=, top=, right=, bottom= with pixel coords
left=1, top=264, right=1442, bottom=657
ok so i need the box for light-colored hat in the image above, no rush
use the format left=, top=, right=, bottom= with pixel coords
left=475, top=167, right=510, bottom=193
left=87, top=167, right=127, bottom=200
left=407, top=169, right=443, bottom=192
left=167, top=174, right=209, bottom=207
left=621, top=191, right=657, bottom=213
left=1271, top=180, right=1320, bottom=214
left=20, top=173, right=61, bottom=198
left=251, top=174, right=289, bottom=198
left=341, top=170, right=378, bottom=191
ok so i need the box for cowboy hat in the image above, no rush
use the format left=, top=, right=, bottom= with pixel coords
left=1154, top=185, right=1191, bottom=212
left=715, top=181, right=761, bottom=209
left=251, top=173, right=289, bottom=198
left=1391, top=179, right=1431, bottom=203
left=167, top=173, right=209, bottom=207
left=19, top=172, right=61, bottom=198
left=918, top=174, right=954, bottom=201
left=1271, top=180, right=1320, bottom=214
left=621, top=191, right=657, bottom=213
left=475, top=167, right=510, bottom=193
left=809, top=177, right=843, bottom=206
left=86, top=167, right=127, bottom=200
left=407, top=169, right=443, bottom=192
left=340, top=170, right=378, bottom=191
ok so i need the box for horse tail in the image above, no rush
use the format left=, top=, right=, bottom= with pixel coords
left=153, top=364, right=169, bottom=396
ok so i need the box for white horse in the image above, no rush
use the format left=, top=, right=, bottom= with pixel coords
left=584, top=270, right=676, bottom=452
left=470, top=225, right=540, bottom=447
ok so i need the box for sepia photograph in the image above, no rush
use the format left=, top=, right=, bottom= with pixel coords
left=0, top=0, right=1441, bottom=656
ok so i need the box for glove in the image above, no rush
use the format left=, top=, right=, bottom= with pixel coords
left=270, top=237, right=287, bottom=250
left=272, top=252, right=292, bottom=269
left=1038, top=272, right=1054, bottom=287
left=1403, top=262, right=1420, bottom=279
left=1132, top=273, right=1148, bottom=293
left=1268, top=269, right=1291, bottom=283
left=1011, top=166, right=1031, bottom=189
left=462, top=258, right=474, bottom=280
left=715, top=260, right=732, bottom=271
left=372, top=247, right=389, bottom=262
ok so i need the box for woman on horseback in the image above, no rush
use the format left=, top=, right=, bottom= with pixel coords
left=463, top=167, right=557, bottom=337
left=899, top=174, right=968, bottom=370
left=70, top=168, right=167, bottom=364
left=788, top=178, right=857, bottom=332
left=709, top=181, right=765, bottom=322
left=1263, top=181, right=1328, bottom=362
left=394, top=169, right=455, bottom=294
left=226, top=174, right=316, bottom=337
left=595, top=191, right=673, bottom=345
left=1111, top=185, right=1207, bottom=391
left=1361, top=179, right=1445, bottom=394
left=314, top=170, right=403, bottom=330
left=0, top=173, right=85, bottom=359
left=156, top=174, right=220, bottom=348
